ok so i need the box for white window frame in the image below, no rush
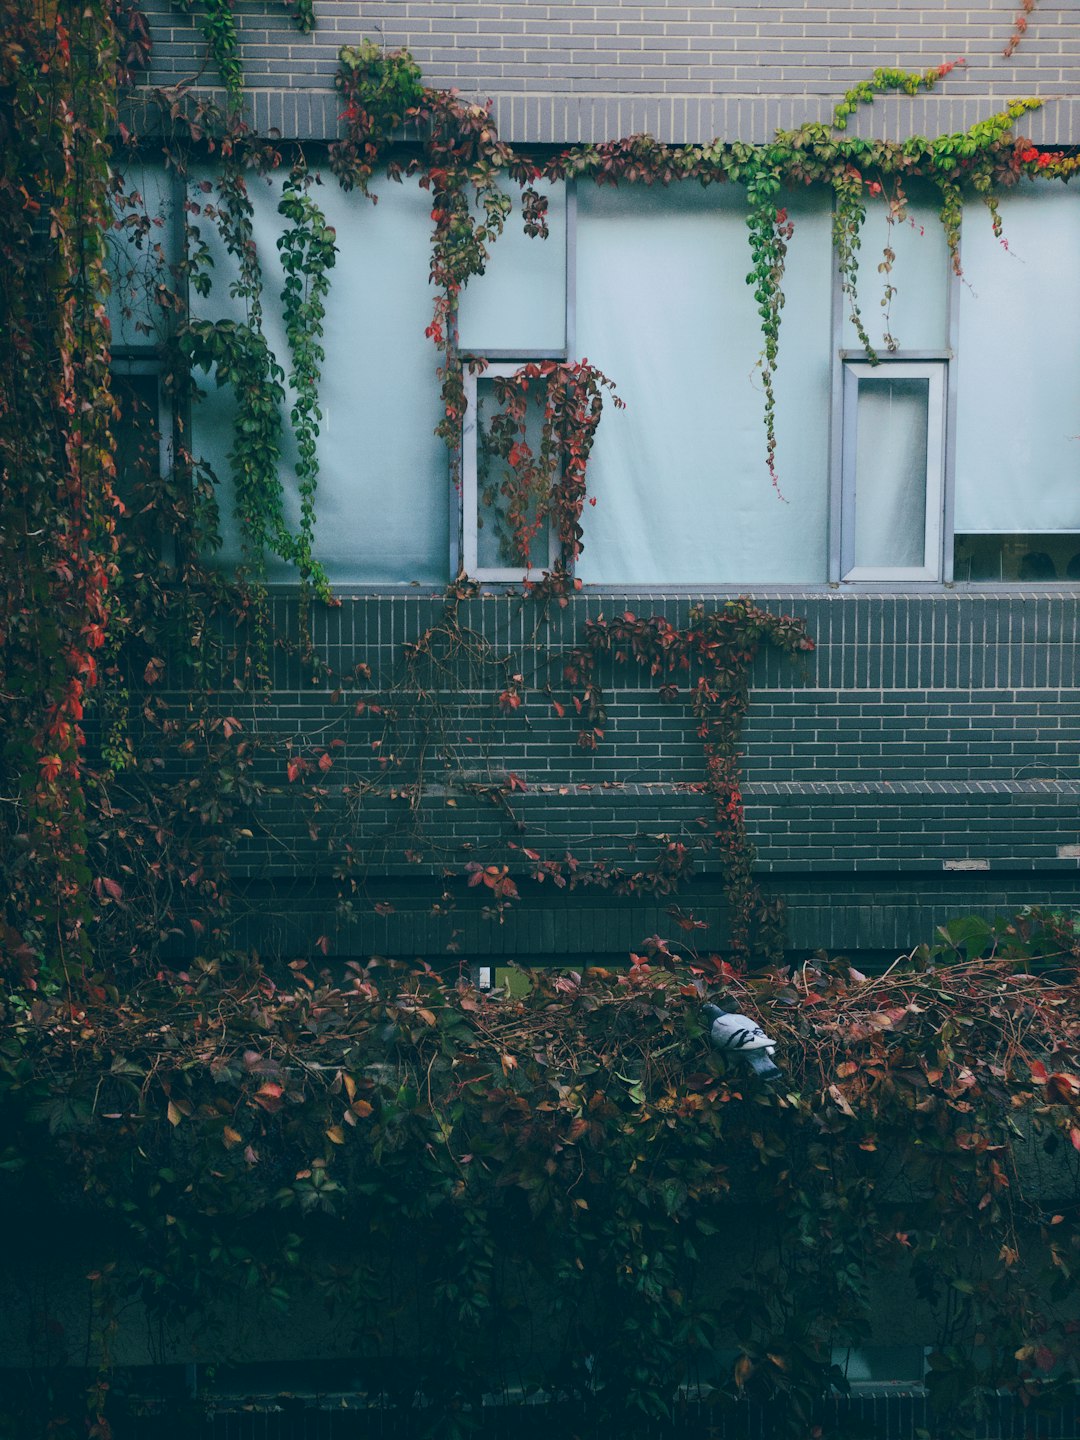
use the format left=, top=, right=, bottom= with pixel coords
left=838, top=358, right=948, bottom=583
left=461, top=361, right=562, bottom=583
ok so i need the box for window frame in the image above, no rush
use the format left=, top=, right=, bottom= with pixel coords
left=836, top=356, right=949, bottom=583
left=461, top=361, right=564, bottom=582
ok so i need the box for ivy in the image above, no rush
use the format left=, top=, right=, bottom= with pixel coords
left=744, top=162, right=794, bottom=492
left=332, top=43, right=1072, bottom=492
left=331, top=40, right=425, bottom=194
left=0, top=0, right=119, bottom=982
left=3, top=913, right=1080, bottom=1432
left=1004, top=0, right=1037, bottom=59
left=176, top=0, right=245, bottom=109
left=562, top=602, right=813, bottom=963
left=179, top=142, right=341, bottom=634
left=175, top=0, right=316, bottom=113
left=277, top=165, right=336, bottom=621
left=5, top=16, right=1080, bottom=1434
left=476, top=360, right=622, bottom=585
left=832, top=174, right=877, bottom=360
left=831, top=60, right=964, bottom=131
left=284, top=0, right=314, bottom=35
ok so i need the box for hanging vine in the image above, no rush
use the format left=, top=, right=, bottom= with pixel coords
left=560, top=603, right=813, bottom=964
left=473, top=360, right=622, bottom=584
left=276, top=164, right=336, bottom=626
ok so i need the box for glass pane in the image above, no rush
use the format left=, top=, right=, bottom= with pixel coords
left=953, top=533, right=1080, bottom=582
left=106, top=164, right=176, bottom=349
left=191, top=171, right=447, bottom=584
left=112, top=372, right=160, bottom=508
left=954, top=187, right=1080, bottom=536
left=575, top=184, right=832, bottom=583
left=457, top=181, right=566, bottom=354
left=853, top=376, right=928, bottom=569
left=843, top=188, right=949, bottom=353
left=475, top=375, right=551, bottom=570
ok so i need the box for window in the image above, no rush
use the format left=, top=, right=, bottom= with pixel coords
left=188, top=168, right=447, bottom=585
left=106, top=164, right=177, bottom=529
left=952, top=186, right=1080, bottom=582
left=117, top=157, right=1079, bottom=591
left=456, top=181, right=571, bottom=580
left=573, top=184, right=833, bottom=585
left=838, top=359, right=947, bottom=582
left=461, top=363, right=560, bottom=581
left=111, top=359, right=172, bottom=524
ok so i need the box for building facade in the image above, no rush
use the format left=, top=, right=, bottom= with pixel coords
left=111, top=0, right=1080, bottom=975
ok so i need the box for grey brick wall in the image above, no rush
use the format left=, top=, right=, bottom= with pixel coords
left=138, top=0, right=1080, bottom=143
left=158, top=590, right=1080, bottom=965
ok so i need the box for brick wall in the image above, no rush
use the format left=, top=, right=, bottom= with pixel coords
left=138, top=0, right=1080, bottom=143
left=159, top=590, right=1080, bottom=966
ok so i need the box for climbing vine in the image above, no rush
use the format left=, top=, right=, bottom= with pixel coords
left=1004, top=0, right=1038, bottom=58
left=562, top=603, right=813, bottom=962
left=276, top=164, right=337, bottom=625
left=4, top=5, right=1080, bottom=1436
left=472, top=360, right=622, bottom=581
left=332, top=47, right=1079, bottom=490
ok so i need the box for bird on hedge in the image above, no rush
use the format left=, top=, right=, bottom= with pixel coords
left=702, top=1004, right=783, bottom=1082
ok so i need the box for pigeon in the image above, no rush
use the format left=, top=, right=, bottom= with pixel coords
left=702, top=1004, right=782, bottom=1082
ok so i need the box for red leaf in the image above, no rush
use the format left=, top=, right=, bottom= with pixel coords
left=287, top=758, right=303, bottom=783
left=1048, top=1072, right=1080, bottom=1102
left=38, top=755, right=62, bottom=784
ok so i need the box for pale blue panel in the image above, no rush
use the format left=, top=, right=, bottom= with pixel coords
left=575, top=184, right=831, bottom=584
left=456, top=181, right=566, bottom=354
left=843, top=189, right=949, bottom=353
left=189, top=170, right=448, bottom=583
left=106, top=163, right=176, bottom=349
left=955, top=185, right=1080, bottom=534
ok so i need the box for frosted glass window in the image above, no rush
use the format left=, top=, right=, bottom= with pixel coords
left=842, top=188, right=950, bottom=353
left=574, top=184, right=832, bottom=584
left=841, top=362, right=944, bottom=580
left=457, top=182, right=567, bottom=355
left=954, top=186, right=1080, bottom=553
left=187, top=170, right=447, bottom=584
left=106, top=163, right=177, bottom=349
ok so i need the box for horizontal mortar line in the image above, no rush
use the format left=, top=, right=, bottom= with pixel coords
left=743, top=779, right=1080, bottom=796
left=365, top=780, right=711, bottom=798
left=348, top=779, right=1080, bottom=800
